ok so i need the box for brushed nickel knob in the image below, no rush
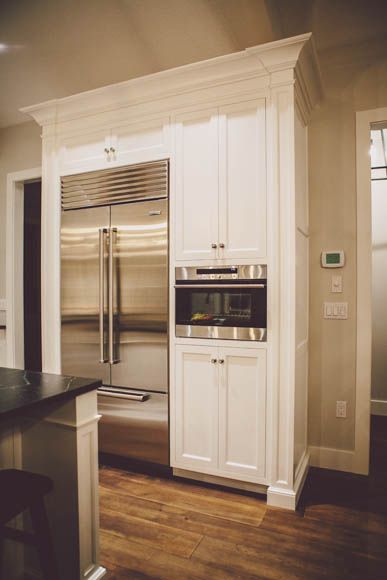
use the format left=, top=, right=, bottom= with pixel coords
left=110, top=146, right=116, bottom=153
left=218, top=359, right=224, bottom=364
left=211, top=243, right=217, bottom=249
left=219, top=243, right=225, bottom=249
left=104, top=147, right=110, bottom=154
left=211, top=358, right=217, bottom=364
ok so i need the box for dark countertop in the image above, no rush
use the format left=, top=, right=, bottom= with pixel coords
left=0, top=367, right=101, bottom=420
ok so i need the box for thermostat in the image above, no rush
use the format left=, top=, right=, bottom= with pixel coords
left=321, top=250, right=345, bottom=268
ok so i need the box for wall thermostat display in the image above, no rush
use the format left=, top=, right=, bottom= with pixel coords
left=321, top=250, right=345, bottom=268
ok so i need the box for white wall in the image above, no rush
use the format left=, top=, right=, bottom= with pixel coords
left=371, top=178, right=387, bottom=405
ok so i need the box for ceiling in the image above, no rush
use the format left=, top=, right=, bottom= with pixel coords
left=0, top=0, right=386, bottom=128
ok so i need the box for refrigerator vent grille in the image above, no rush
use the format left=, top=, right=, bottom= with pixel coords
left=61, top=159, right=168, bottom=210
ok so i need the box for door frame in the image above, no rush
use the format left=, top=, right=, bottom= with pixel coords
left=6, top=167, right=42, bottom=368
left=355, top=106, right=387, bottom=474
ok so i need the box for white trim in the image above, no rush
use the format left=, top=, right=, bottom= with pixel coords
left=355, top=106, right=387, bottom=475
left=6, top=167, right=42, bottom=369
left=21, top=34, right=320, bottom=128
left=0, top=299, right=6, bottom=310
left=371, top=399, right=387, bottom=416
left=267, top=451, right=309, bottom=510
left=309, top=445, right=355, bottom=473
left=173, top=468, right=267, bottom=495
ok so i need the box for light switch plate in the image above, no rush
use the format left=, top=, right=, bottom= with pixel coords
left=331, top=275, right=343, bottom=293
left=324, top=302, right=348, bottom=319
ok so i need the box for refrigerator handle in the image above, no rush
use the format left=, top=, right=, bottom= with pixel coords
left=99, top=228, right=108, bottom=363
left=108, top=227, right=119, bottom=364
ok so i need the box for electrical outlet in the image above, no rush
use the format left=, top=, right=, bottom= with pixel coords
left=336, top=400, right=347, bottom=418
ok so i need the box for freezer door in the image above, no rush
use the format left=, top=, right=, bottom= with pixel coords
left=61, top=206, right=110, bottom=383
left=98, top=391, right=169, bottom=465
left=110, top=199, right=168, bottom=392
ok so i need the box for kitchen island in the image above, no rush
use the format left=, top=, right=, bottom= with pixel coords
left=0, top=367, right=106, bottom=580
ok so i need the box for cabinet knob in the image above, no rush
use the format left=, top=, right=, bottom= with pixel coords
left=104, top=147, right=110, bottom=154
left=110, top=147, right=116, bottom=153
left=211, top=358, right=217, bottom=364
left=218, top=359, right=224, bottom=364
left=219, top=243, right=225, bottom=249
left=211, top=243, right=217, bottom=249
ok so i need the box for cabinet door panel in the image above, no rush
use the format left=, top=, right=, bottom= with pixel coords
left=59, top=129, right=110, bottom=175
left=174, top=345, right=218, bottom=468
left=111, top=117, right=169, bottom=166
left=219, top=348, right=266, bottom=479
left=219, top=100, right=267, bottom=260
left=174, top=109, right=219, bottom=261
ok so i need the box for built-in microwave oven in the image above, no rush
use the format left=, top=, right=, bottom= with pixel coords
left=175, top=265, right=267, bottom=341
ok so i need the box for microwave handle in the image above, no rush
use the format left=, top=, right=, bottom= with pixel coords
left=174, top=284, right=266, bottom=289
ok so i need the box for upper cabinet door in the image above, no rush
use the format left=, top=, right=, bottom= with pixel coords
left=218, top=100, right=267, bottom=260
left=218, top=347, right=266, bottom=481
left=110, top=117, right=170, bottom=167
left=59, top=128, right=111, bottom=176
left=174, top=108, right=219, bottom=261
left=173, top=344, right=219, bottom=470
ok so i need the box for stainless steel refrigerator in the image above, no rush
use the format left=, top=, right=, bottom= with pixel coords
left=60, top=160, right=169, bottom=465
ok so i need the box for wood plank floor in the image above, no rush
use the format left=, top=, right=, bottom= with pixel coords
left=99, top=417, right=387, bottom=579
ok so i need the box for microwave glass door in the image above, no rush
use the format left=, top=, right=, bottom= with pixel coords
left=175, top=285, right=266, bottom=329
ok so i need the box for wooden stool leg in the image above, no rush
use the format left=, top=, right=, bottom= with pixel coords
left=29, top=498, right=59, bottom=580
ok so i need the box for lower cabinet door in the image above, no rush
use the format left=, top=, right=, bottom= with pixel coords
left=174, top=344, right=218, bottom=469
left=218, top=348, right=266, bottom=480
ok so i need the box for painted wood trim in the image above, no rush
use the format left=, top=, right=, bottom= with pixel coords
left=21, top=34, right=320, bottom=127
left=355, top=106, right=387, bottom=475
left=6, top=167, right=42, bottom=369
left=309, top=445, right=356, bottom=473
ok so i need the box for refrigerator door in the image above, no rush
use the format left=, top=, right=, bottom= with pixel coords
left=61, top=206, right=110, bottom=384
left=110, top=199, right=168, bottom=392
left=98, top=390, right=169, bottom=464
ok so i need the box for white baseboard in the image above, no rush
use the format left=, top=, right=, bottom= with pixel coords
left=267, top=451, right=310, bottom=511
left=371, top=399, right=387, bottom=416
left=309, top=445, right=355, bottom=473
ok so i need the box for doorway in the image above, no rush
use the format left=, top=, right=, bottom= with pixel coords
left=23, top=180, right=42, bottom=372
left=370, top=125, right=387, bottom=417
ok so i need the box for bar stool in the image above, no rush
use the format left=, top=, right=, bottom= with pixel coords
left=0, top=469, right=59, bottom=580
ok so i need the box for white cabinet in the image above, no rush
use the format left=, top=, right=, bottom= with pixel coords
left=59, top=128, right=111, bottom=175
left=174, top=108, right=219, bottom=261
left=174, top=99, right=267, bottom=262
left=59, top=117, right=170, bottom=176
left=173, top=343, right=266, bottom=483
left=218, top=347, right=266, bottom=479
left=219, top=100, right=266, bottom=260
left=174, top=344, right=219, bottom=469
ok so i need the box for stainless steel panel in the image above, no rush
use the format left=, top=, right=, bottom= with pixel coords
left=175, top=264, right=267, bottom=281
left=110, top=199, right=168, bottom=392
left=175, top=324, right=267, bottom=341
left=61, top=206, right=110, bottom=383
left=98, top=391, right=169, bottom=465
left=61, top=160, right=168, bottom=210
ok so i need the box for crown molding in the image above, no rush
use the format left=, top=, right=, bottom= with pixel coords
left=21, top=33, right=322, bottom=128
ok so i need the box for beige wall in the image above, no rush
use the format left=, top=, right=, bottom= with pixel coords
left=0, top=121, right=42, bottom=298
left=308, top=53, right=387, bottom=450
